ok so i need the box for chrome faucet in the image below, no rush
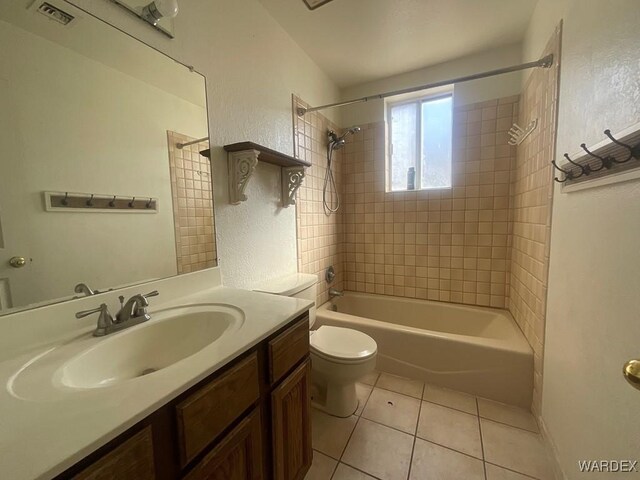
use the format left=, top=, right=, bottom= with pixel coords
left=329, top=288, right=344, bottom=299
left=76, top=290, right=159, bottom=337
left=116, top=291, right=159, bottom=323
left=74, top=283, right=95, bottom=296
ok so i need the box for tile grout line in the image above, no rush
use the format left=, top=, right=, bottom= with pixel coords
left=317, top=372, right=542, bottom=480
left=406, top=381, right=426, bottom=480
left=478, top=415, right=540, bottom=434
left=374, top=383, right=425, bottom=401
left=484, top=460, right=542, bottom=480
left=329, top=373, right=379, bottom=480
left=477, top=398, right=488, bottom=480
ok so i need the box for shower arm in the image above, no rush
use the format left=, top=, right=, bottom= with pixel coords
left=297, top=54, right=554, bottom=116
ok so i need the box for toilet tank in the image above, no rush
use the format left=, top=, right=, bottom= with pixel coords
left=254, top=273, right=318, bottom=327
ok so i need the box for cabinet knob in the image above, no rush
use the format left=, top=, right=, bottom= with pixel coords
left=9, top=256, right=27, bottom=268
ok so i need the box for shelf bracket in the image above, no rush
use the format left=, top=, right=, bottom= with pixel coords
left=228, top=149, right=259, bottom=204
left=282, top=166, right=306, bottom=207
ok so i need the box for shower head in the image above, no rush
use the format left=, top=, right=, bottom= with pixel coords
left=328, top=126, right=361, bottom=151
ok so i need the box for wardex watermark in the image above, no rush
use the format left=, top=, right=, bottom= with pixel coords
left=578, top=460, right=638, bottom=473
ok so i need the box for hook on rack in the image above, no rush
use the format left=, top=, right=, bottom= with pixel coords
left=146, top=197, right=153, bottom=208
left=109, top=196, right=117, bottom=207
left=578, top=144, right=612, bottom=171
left=61, top=192, right=69, bottom=206
left=129, top=197, right=136, bottom=208
left=563, top=153, right=589, bottom=176
left=552, top=160, right=574, bottom=183
left=603, top=129, right=640, bottom=162
left=86, top=194, right=94, bottom=207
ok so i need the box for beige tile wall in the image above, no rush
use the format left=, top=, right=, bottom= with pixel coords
left=293, top=96, right=345, bottom=306
left=341, top=96, right=519, bottom=307
left=294, top=66, right=558, bottom=413
left=167, top=131, right=217, bottom=274
left=508, top=28, right=560, bottom=415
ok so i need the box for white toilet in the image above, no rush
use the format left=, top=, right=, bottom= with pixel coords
left=255, top=273, right=377, bottom=417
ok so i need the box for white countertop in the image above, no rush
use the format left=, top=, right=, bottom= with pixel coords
left=0, top=269, right=313, bottom=480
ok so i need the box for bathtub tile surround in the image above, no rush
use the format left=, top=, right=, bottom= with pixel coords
left=167, top=131, right=217, bottom=274
left=342, top=95, right=519, bottom=308
left=508, top=27, right=560, bottom=416
left=293, top=95, right=345, bottom=306
left=294, top=87, right=560, bottom=414
left=306, top=370, right=553, bottom=480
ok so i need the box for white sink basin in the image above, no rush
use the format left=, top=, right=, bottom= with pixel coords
left=7, top=303, right=245, bottom=400
left=60, top=304, right=244, bottom=388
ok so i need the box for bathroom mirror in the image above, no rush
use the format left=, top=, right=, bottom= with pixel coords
left=0, top=1, right=216, bottom=315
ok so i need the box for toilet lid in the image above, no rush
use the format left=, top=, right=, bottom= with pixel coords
left=310, top=326, right=377, bottom=362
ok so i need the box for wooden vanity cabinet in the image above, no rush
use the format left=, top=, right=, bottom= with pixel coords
left=58, top=312, right=312, bottom=480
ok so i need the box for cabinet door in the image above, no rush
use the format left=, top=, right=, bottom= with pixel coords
left=184, top=409, right=263, bottom=480
left=72, top=427, right=155, bottom=480
left=271, top=359, right=312, bottom=480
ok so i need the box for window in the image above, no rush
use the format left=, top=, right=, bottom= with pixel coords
left=387, top=91, right=453, bottom=191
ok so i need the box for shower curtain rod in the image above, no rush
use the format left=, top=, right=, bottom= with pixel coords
left=296, top=54, right=554, bottom=117
left=176, top=136, right=209, bottom=149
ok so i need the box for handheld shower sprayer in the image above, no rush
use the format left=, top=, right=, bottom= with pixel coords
left=323, top=126, right=360, bottom=214
left=328, top=126, right=361, bottom=151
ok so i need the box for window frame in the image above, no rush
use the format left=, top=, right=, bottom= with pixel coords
left=386, top=89, right=454, bottom=192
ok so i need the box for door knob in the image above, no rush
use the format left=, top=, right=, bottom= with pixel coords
left=623, top=359, right=640, bottom=391
left=9, top=256, right=27, bottom=268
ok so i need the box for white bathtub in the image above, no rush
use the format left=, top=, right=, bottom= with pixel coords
left=316, top=292, right=533, bottom=407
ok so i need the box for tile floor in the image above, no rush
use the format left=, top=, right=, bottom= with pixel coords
left=306, top=372, right=554, bottom=480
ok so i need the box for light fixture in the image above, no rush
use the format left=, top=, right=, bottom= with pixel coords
left=302, top=0, right=335, bottom=10
left=141, top=0, right=178, bottom=26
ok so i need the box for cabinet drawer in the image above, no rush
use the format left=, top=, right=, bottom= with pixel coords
left=184, top=408, right=263, bottom=480
left=269, top=316, right=309, bottom=385
left=176, top=352, right=260, bottom=467
left=73, top=426, right=155, bottom=480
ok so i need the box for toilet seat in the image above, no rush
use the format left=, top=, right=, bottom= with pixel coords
left=310, top=326, right=377, bottom=364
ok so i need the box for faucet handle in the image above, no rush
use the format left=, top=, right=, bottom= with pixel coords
left=76, top=303, right=109, bottom=319
left=133, top=291, right=159, bottom=317
left=76, top=303, right=114, bottom=335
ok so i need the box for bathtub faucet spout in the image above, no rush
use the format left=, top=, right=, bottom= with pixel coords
left=329, top=288, right=344, bottom=299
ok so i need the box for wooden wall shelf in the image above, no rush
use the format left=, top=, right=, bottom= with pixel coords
left=218, top=142, right=308, bottom=206
left=224, top=142, right=311, bottom=168
left=200, top=143, right=311, bottom=168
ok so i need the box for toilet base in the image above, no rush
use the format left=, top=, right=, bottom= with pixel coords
left=310, top=352, right=376, bottom=418
left=310, top=379, right=359, bottom=418
left=311, top=398, right=359, bottom=418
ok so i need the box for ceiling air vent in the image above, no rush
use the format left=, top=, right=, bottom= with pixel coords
left=35, top=2, right=75, bottom=25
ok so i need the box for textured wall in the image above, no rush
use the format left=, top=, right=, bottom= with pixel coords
left=65, top=0, right=342, bottom=289
left=508, top=28, right=560, bottom=417
left=341, top=96, right=519, bottom=307
left=293, top=96, right=345, bottom=306
left=525, top=1, right=640, bottom=478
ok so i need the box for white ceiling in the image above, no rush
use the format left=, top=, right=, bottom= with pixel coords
left=258, top=0, right=538, bottom=88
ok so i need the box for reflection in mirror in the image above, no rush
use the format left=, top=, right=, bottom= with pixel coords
left=0, top=1, right=216, bottom=315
